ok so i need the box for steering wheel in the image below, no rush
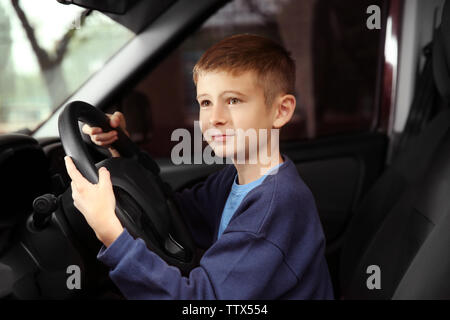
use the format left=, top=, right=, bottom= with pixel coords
left=58, top=101, right=198, bottom=275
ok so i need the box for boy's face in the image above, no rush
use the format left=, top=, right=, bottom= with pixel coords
left=197, top=70, right=277, bottom=160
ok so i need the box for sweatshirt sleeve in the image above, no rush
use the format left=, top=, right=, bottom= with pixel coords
left=172, top=166, right=232, bottom=249
left=97, top=228, right=299, bottom=300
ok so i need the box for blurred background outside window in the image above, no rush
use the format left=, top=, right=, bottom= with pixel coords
left=0, top=0, right=134, bottom=133
left=115, top=0, right=384, bottom=157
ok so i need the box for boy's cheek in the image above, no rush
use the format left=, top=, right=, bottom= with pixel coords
left=198, top=120, right=213, bottom=140
left=198, top=116, right=207, bottom=131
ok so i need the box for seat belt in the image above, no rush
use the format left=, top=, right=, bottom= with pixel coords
left=394, top=1, right=450, bottom=157
left=395, top=43, right=438, bottom=155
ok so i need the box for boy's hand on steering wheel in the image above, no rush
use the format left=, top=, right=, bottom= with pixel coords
left=64, top=155, right=123, bottom=247
left=82, top=111, right=129, bottom=157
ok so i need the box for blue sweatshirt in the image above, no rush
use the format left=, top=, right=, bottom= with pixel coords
left=97, top=155, right=334, bottom=299
left=217, top=162, right=282, bottom=239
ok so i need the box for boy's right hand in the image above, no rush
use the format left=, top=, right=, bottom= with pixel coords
left=82, top=111, right=129, bottom=157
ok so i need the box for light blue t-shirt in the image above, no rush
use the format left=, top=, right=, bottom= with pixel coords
left=217, top=163, right=283, bottom=239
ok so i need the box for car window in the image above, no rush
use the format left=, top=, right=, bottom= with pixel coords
left=0, top=0, right=134, bottom=133
left=110, top=0, right=385, bottom=157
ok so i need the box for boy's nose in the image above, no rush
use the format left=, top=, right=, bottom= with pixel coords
left=209, top=104, right=227, bottom=126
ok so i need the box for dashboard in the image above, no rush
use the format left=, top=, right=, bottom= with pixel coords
left=0, top=134, right=117, bottom=299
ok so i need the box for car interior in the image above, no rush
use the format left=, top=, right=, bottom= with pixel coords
left=0, top=0, right=449, bottom=300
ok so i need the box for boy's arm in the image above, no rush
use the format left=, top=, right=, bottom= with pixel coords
left=97, top=229, right=303, bottom=299
left=171, top=166, right=232, bottom=249
left=136, top=149, right=230, bottom=249
left=172, top=185, right=216, bottom=250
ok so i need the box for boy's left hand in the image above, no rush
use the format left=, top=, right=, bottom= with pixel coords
left=64, top=156, right=123, bottom=247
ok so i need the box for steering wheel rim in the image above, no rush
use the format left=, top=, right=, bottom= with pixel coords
left=58, top=101, right=198, bottom=275
left=58, top=100, right=140, bottom=184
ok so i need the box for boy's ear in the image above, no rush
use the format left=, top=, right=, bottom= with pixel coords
left=272, top=94, right=296, bottom=129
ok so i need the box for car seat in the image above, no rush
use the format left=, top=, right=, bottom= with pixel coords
left=339, top=0, right=450, bottom=299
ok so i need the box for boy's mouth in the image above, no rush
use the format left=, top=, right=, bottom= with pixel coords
left=212, top=134, right=234, bottom=142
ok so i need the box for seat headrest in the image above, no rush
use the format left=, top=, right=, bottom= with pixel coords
left=433, top=0, right=450, bottom=104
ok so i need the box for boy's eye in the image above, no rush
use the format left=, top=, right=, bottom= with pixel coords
left=228, top=98, right=240, bottom=105
left=200, top=100, right=211, bottom=107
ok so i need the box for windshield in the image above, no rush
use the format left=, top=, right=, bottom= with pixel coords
left=0, top=0, right=134, bottom=133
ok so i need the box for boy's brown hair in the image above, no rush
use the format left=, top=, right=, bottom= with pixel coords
left=193, top=34, right=296, bottom=108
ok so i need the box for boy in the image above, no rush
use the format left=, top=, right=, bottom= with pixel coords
left=64, top=34, right=334, bottom=299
